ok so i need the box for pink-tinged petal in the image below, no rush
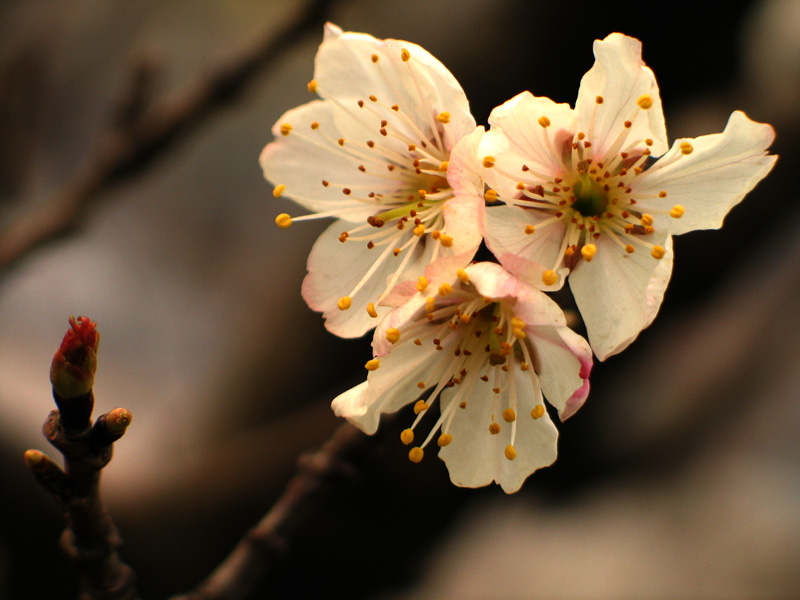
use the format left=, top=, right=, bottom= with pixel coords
left=487, top=277, right=592, bottom=419
left=484, top=92, right=576, bottom=182
left=446, top=126, right=486, bottom=198
left=569, top=232, right=673, bottom=360
left=575, top=33, right=667, bottom=157
left=302, top=220, right=435, bottom=338
left=372, top=292, right=428, bottom=357
left=378, top=280, right=418, bottom=309
left=634, top=111, right=777, bottom=235
left=259, top=100, right=385, bottom=222
left=438, top=367, right=558, bottom=494
left=463, top=261, right=522, bottom=300
left=528, top=325, right=592, bottom=420
left=442, top=193, right=483, bottom=258
left=563, top=379, right=591, bottom=421
left=333, top=329, right=458, bottom=434
left=315, top=24, right=475, bottom=152
left=484, top=205, right=568, bottom=290
left=471, top=264, right=566, bottom=327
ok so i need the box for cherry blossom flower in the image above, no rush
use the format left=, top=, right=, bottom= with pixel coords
left=332, top=261, right=592, bottom=493
left=480, top=33, right=777, bottom=360
left=260, top=23, right=484, bottom=338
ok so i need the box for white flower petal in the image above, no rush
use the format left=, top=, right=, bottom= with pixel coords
left=259, top=100, right=385, bottom=222
left=446, top=126, right=486, bottom=198
left=569, top=232, right=673, bottom=360
left=484, top=205, right=568, bottom=290
left=575, top=33, right=667, bottom=156
left=438, top=367, right=558, bottom=494
left=634, top=110, right=777, bottom=235
left=484, top=92, right=576, bottom=181
left=332, top=332, right=454, bottom=434
left=301, top=220, right=435, bottom=338
left=315, top=25, right=475, bottom=153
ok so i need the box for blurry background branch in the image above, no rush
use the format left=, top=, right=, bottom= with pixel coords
left=0, top=0, right=332, bottom=274
left=171, top=421, right=373, bottom=600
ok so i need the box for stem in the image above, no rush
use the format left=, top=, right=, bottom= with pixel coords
left=171, top=422, right=368, bottom=600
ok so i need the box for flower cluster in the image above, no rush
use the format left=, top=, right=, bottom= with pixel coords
left=260, top=24, right=775, bottom=492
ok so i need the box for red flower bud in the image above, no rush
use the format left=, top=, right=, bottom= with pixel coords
left=50, top=315, right=100, bottom=400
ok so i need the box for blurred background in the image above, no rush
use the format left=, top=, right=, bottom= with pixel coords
left=1, top=0, right=798, bottom=598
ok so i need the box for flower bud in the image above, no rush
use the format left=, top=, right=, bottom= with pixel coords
left=50, top=315, right=99, bottom=400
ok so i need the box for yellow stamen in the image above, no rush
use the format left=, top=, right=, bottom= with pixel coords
left=670, top=205, right=685, bottom=218
left=275, top=213, right=292, bottom=229
left=542, top=270, right=558, bottom=286
left=408, top=447, right=423, bottom=463
left=625, top=244, right=635, bottom=253
left=651, top=245, right=666, bottom=259
left=416, top=276, right=428, bottom=293
left=337, top=296, right=352, bottom=310
left=485, top=189, right=498, bottom=202
left=414, top=400, right=429, bottom=414
left=524, top=225, right=535, bottom=235
left=680, top=141, right=693, bottom=155
left=367, top=302, right=378, bottom=318
left=581, top=243, right=597, bottom=262
left=504, top=445, right=517, bottom=460
left=386, top=328, right=401, bottom=344
left=436, top=112, right=450, bottom=124
left=401, top=48, right=410, bottom=62
left=438, top=161, right=449, bottom=172
left=531, top=405, right=545, bottom=419
left=365, top=358, right=380, bottom=371
left=502, top=408, right=516, bottom=422
left=538, top=116, right=550, bottom=127
left=637, top=94, right=653, bottom=109
left=437, top=433, right=452, bottom=447
left=482, top=156, right=496, bottom=168
left=400, top=429, right=414, bottom=445
left=279, top=123, right=292, bottom=136
left=439, top=234, right=454, bottom=248
left=272, top=184, right=286, bottom=198
left=425, top=296, right=436, bottom=313
left=489, top=422, right=501, bottom=435
left=438, top=283, right=453, bottom=296
left=456, top=269, right=469, bottom=283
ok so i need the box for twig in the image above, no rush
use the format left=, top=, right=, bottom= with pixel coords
left=170, top=422, right=370, bottom=600
left=26, top=316, right=138, bottom=600
left=0, top=0, right=332, bottom=272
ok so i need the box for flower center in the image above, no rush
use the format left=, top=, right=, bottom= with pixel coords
left=377, top=276, right=547, bottom=465
left=571, top=172, right=608, bottom=217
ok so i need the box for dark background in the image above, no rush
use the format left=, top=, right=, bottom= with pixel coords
left=1, top=0, right=798, bottom=598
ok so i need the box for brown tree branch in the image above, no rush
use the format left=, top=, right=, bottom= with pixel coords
left=0, top=0, right=332, bottom=273
left=170, top=421, right=371, bottom=600
left=27, top=407, right=138, bottom=600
